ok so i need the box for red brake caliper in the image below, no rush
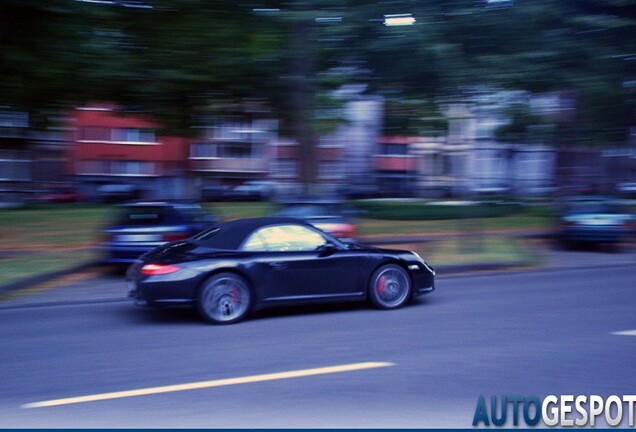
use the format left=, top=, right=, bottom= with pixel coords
left=229, top=287, right=240, bottom=304
left=377, top=276, right=386, bottom=295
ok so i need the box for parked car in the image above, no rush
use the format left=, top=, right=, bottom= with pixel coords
left=557, top=196, right=635, bottom=248
left=127, top=217, right=435, bottom=324
left=32, top=187, right=80, bottom=204
left=201, top=185, right=232, bottom=202
left=274, top=199, right=357, bottom=241
left=230, top=180, right=274, bottom=201
left=101, top=201, right=219, bottom=264
left=616, top=182, right=636, bottom=199
left=97, top=183, right=141, bottom=203
left=338, top=183, right=379, bottom=200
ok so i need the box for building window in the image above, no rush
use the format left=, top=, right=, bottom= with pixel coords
left=80, top=127, right=111, bottom=141
left=111, top=128, right=155, bottom=143
left=80, top=160, right=155, bottom=176
left=318, top=160, right=344, bottom=179
left=190, top=143, right=217, bottom=158
left=112, top=161, right=155, bottom=175
left=0, top=159, right=31, bottom=181
left=79, top=127, right=155, bottom=143
left=272, top=158, right=298, bottom=178
left=382, top=143, right=408, bottom=155
left=218, top=142, right=253, bottom=158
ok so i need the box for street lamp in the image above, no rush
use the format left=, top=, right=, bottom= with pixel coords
left=383, top=14, right=415, bottom=26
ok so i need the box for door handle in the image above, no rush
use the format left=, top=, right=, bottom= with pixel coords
left=267, top=262, right=288, bottom=270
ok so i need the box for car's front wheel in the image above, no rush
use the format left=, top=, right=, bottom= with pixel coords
left=197, top=272, right=252, bottom=324
left=368, top=264, right=412, bottom=309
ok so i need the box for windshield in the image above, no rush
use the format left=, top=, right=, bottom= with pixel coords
left=565, top=201, right=623, bottom=214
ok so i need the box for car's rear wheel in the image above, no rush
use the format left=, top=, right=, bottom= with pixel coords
left=197, top=273, right=252, bottom=324
left=368, top=264, right=412, bottom=309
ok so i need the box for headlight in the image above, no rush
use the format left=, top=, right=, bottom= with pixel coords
left=411, top=251, right=424, bottom=261
left=410, top=251, right=435, bottom=275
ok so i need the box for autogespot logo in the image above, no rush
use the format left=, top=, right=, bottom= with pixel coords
left=472, top=395, right=636, bottom=427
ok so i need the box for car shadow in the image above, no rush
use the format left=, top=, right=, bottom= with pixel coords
left=118, top=297, right=433, bottom=326
left=116, top=304, right=202, bottom=325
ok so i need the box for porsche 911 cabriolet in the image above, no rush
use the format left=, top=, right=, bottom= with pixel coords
left=126, top=217, right=435, bottom=324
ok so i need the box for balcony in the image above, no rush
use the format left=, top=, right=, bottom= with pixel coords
left=190, top=158, right=268, bottom=174
left=374, top=155, right=417, bottom=172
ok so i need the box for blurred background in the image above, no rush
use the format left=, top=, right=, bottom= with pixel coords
left=1, top=0, right=635, bottom=286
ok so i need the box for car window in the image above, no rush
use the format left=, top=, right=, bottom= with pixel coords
left=242, top=224, right=327, bottom=252
left=566, top=201, right=621, bottom=214
left=174, top=204, right=209, bottom=222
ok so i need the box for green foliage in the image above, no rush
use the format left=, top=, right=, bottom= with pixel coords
left=383, top=99, right=448, bottom=136
left=495, top=103, right=555, bottom=143
left=0, top=0, right=634, bottom=144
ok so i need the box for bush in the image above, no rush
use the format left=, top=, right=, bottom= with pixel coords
left=352, top=200, right=524, bottom=221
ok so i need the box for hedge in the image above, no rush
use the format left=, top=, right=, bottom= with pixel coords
left=351, top=200, right=525, bottom=221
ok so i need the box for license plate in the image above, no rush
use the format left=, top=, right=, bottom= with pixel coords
left=584, top=219, right=610, bottom=226
left=116, top=234, right=159, bottom=242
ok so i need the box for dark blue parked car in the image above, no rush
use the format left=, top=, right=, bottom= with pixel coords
left=558, top=196, right=635, bottom=248
left=101, top=201, right=219, bottom=264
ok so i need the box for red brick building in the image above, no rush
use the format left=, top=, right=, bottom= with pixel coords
left=374, top=136, right=418, bottom=196
left=68, top=104, right=191, bottom=201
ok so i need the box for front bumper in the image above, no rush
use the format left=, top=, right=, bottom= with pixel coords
left=410, top=262, right=435, bottom=297
left=561, top=226, right=629, bottom=243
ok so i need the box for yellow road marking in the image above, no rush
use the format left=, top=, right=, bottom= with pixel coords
left=22, top=361, right=394, bottom=409
left=612, top=329, right=636, bottom=336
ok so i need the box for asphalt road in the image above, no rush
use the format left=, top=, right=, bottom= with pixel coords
left=0, top=255, right=635, bottom=428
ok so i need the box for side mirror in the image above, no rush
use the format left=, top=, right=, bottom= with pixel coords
left=317, top=241, right=337, bottom=256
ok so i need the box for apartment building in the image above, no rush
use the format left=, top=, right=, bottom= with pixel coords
left=189, top=117, right=276, bottom=190
left=68, top=104, right=190, bottom=201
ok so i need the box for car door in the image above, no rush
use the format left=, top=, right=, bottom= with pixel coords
left=243, top=224, right=361, bottom=303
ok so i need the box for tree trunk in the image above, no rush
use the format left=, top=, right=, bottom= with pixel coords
left=290, top=19, right=317, bottom=195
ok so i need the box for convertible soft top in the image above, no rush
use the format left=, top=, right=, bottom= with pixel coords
left=194, top=217, right=313, bottom=250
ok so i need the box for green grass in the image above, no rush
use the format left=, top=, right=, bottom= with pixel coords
left=356, top=214, right=552, bottom=237
left=352, top=199, right=528, bottom=220
left=0, top=250, right=100, bottom=289
left=205, top=202, right=274, bottom=221
left=0, top=205, right=115, bottom=250
left=0, top=202, right=551, bottom=289
left=382, top=237, right=538, bottom=267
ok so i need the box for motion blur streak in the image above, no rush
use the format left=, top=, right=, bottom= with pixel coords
left=21, top=361, right=394, bottom=409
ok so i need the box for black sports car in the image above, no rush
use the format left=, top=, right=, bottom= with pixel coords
left=126, top=217, right=435, bottom=324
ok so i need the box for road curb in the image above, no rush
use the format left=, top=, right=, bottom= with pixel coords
left=0, top=260, right=101, bottom=297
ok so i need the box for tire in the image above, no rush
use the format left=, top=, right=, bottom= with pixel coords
left=368, top=264, right=412, bottom=310
left=197, top=272, right=253, bottom=324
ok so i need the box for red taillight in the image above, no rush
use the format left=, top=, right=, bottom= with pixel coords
left=140, top=263, right=181, bottom=275
left=162, top=233, right=188, bottom=242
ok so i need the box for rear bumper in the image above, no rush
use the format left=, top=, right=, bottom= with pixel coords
left=127, top=266, right=202, bottom=306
